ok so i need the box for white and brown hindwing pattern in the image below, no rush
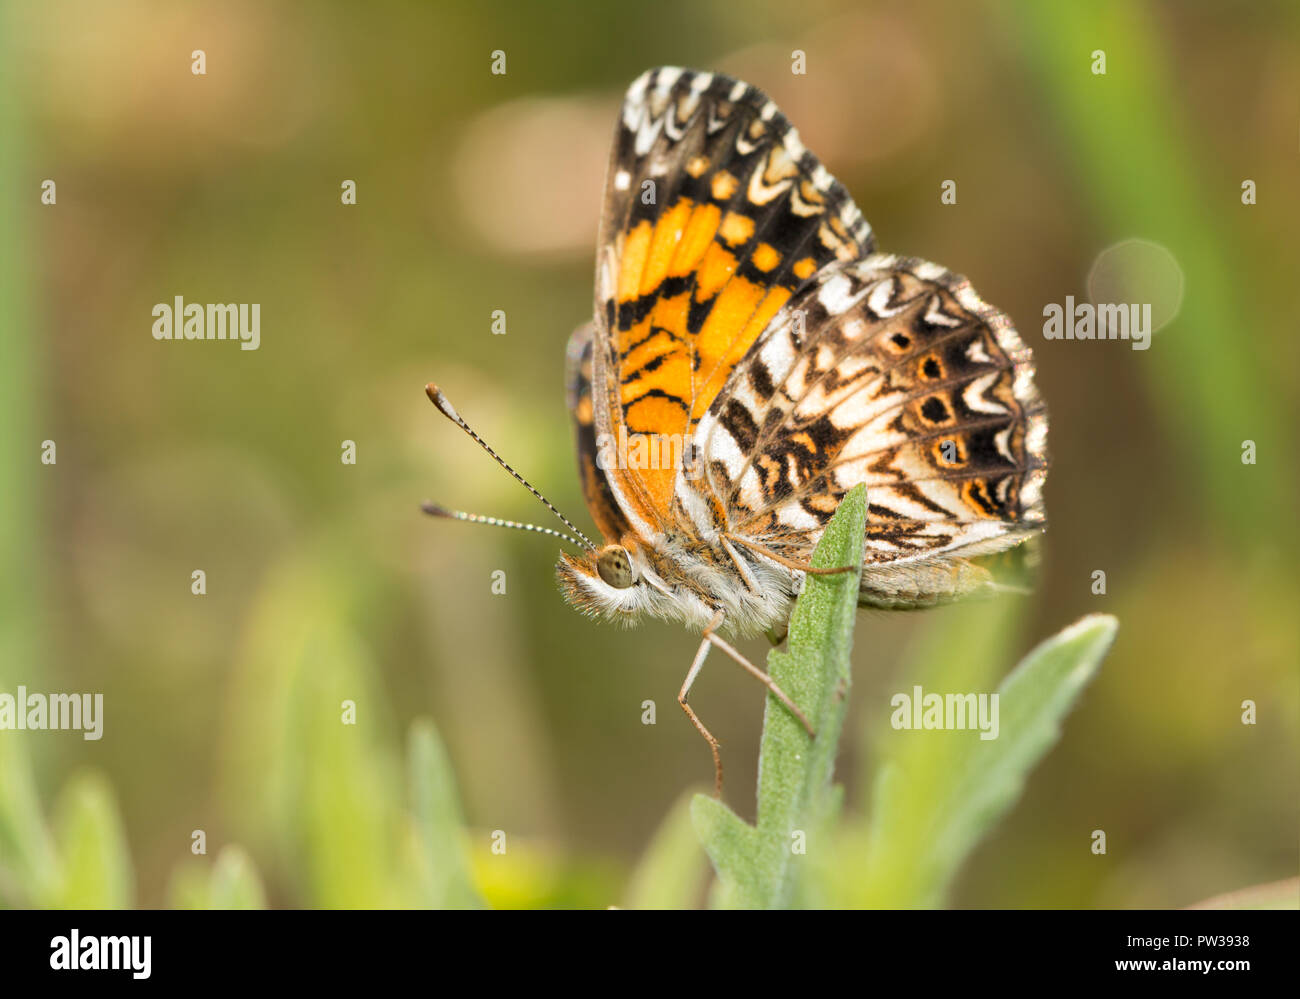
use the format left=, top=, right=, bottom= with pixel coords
left=683, top=254, right=1048, bottom=608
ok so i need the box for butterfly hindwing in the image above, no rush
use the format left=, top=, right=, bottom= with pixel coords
left=686, top=254, right=1047, bottom=604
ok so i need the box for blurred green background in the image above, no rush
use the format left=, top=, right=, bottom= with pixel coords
left=1, top=0, right=1296, bottom=908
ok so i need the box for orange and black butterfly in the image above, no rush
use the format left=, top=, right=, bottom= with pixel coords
left=427, top=67, right=1047, bottom=793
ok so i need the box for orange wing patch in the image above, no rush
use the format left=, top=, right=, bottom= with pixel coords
left=711, top=171, right=739, bottom=201
left=617, top=221, right=652, bottom=303
left=694, top=243, right=737, bottom=302
left=693, top=283, right=791, bottom=421
left=640, top=198, right=695, bottom=297
left=752, top=243, right=781, bottom=272
left=672, top=203, right=721, bottom=277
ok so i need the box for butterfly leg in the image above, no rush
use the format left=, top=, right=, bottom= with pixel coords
left=679, top=635, right=724, bottom=797
left=705, top=629, right=815, bottom=738
left=678, top=611, right=817, bottom=797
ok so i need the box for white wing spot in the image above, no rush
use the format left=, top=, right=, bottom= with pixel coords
left=923, top=294, right=963, bottom=327
left=654, top=67, right=683, bottom=98
left=962, top=371, right=1008, bottom=415
left=866, top=279, right=908, bottom=318
left=965, top=337, right=993, bottom=364
left=818, top=273, right=860, bottom=315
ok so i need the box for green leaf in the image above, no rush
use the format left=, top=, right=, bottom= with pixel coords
left=207, top=846, right=268, bottom=909
left=856, top=613, right=1118, bottom=907
left=857, top=595, right=1024, bottom=805
left=692, top=483, right=867, bottom=909
left=407, top=719, right=482, bottom=909
left=49, top=773, right=134, bottom=909
left=0, top=739, right=59, bottom=907
left=624, top=789, right=709, bottom=909
left=171, top=845, right=269, bottom=910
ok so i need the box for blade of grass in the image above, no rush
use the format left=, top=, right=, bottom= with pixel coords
left=207, top=846, right=267, bottom=910
left=168, top=846, right=268, bottom=910
left=49, top=773, right=134, bottom=909
left=0, top=739, right=60, bottom=907
left=407, top=719, right=482, bottom=908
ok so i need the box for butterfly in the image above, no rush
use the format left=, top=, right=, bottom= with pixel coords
left=426, top=67, right=1047, bottom=795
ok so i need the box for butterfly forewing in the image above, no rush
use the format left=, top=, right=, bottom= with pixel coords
left=590, top=67, right=875, bottom=528
left=565, top=323, right=632, bottom=542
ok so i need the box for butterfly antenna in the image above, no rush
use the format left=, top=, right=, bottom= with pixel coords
left=421, top=503, right=591, bottom=550
left=424, top=383, right=597, bottom=552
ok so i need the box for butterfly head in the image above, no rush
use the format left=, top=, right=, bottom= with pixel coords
left=554, top=540, right=655, bottom=625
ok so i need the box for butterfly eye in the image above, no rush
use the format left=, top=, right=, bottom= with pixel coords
left=596, top=545, right=636, bottom=588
